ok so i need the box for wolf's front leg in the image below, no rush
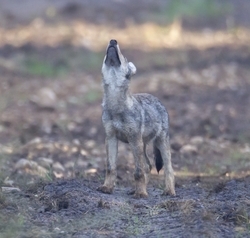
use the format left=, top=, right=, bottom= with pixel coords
left=129, top=138, right=148, bottom=198
left=98, top=136, right=118, bottom=194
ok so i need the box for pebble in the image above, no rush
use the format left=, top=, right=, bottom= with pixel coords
left=180, top=144, right=198, bottom=154
left=52, top=162, right=65, bottom=172
left=15, top=158, right=48, bottom=176
left=30, top=87, right=57, bottom=109
left=190, top=136, right=204, bottom=145
left=38, top=157, right=53, bottom=169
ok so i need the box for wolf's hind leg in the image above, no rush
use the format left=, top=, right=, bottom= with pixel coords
left=155, top=134, right=175, bottom=196
left=143, top=143, right=151, bottom=185
left=97, top=136, right=118, bottom=194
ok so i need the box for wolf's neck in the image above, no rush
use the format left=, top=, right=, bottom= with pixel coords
left=103, top=84, right=133, bottom=112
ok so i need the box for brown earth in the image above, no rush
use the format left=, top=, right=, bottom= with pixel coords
left=0, top=1, right=250, bottom=237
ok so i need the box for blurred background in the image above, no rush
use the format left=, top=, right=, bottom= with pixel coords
left=0, top=0, right=250, bottom=237
left=0, top=0, right=250, bottom=197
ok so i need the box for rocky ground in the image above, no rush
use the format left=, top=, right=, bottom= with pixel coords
left=0, top=0, right=250, bottom=237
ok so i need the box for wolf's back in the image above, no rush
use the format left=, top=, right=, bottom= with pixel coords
left=134, top=93, right=169, bottom=129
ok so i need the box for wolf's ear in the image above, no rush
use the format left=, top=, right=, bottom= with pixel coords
left=128, top=62, right=136, bottom=75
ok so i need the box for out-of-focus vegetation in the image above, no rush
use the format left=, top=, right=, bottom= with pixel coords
left=165, top=0, right=232, bottom=22
left=24, top=56, right=68, bottom=77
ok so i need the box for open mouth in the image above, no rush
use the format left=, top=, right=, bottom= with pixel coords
left=105, top=44, right=121, bottom=67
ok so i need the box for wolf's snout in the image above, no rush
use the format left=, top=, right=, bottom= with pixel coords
left=104, top=39, right=120, bottom=67
left=110, top=39, right=117, bottom=46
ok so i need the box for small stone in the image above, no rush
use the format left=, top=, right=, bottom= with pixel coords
left=52, top=162, right=65, bottom=172
left=53, top=171, right=64, bottom=178
left=67, top=122, right=77, bottom=131
left=71, top=147, right=78, bottom=153
left=26, top=137, right=42, bottom=145
left=37, top=157, right=53, bottom=169
left=64, top=161, right=75, bottom=169
left=2, top=187, right=21, bottom=193
left=91, top=148, right=100, bottom=155
left=85, top=168, right=97, bottom=174
left=80, top=149, right=88, bottom=156
left=89, top=127, right=97, bottom=136
left=171, top=142, right=182, bottom=151
left=180, top=144, right=198, bottom=154
left=73, top=139, right=80, bottom=145
left=77, top=160, right=88, bottom=167
left=190, top=136, right=204, bottom=145
left=85, top=140, right=95, bottom=149
left=3, top=177, right=14, bottom=186
left=30, top=87, right=57, bottom=109
left=15, top=158, right=48, bottom=176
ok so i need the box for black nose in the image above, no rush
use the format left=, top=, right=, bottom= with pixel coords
left=110, top=39, right=117, bottom=46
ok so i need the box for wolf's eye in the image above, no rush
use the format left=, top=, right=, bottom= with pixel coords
left=125, top=69, right=131, bottom=79
left=125, top=74, right=130, bottom=79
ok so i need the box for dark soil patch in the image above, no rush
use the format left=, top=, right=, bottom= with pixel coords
left=2, top=176, right=250, bottom=237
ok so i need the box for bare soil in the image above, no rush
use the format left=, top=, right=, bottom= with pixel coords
left=0, top=1, right=250, bottom=237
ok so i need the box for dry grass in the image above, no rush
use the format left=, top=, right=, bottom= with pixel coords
left=158, top=199, right=195, bottom=214
left=0, top=20, right=249, bottom=51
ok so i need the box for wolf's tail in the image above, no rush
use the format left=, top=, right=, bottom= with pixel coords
left=153, top=145, right=163, bottom=173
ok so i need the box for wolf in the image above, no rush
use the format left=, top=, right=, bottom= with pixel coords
left=97, top=39, right=175, bottom=198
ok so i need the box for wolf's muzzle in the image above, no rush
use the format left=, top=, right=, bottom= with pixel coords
left=105, top=39, right=121, bottom=67
left=109, top=39, right=117, bottom=46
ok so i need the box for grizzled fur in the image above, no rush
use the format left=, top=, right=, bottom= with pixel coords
left=97, top=39, right=175, bottom=198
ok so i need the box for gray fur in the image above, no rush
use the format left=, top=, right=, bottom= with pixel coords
left=97, top=39, right=175, bottom=198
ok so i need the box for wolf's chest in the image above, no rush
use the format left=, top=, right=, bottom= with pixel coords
left=111, top=113, right=138, bottom=136
left=112, top=118, right=124, bottom=131
left=110, top=117, right=130, bottom=143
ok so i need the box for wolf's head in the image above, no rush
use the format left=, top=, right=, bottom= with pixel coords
left=102, top=40, right=136, bottom=86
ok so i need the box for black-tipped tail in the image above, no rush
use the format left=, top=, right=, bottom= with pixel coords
left=154, top=146, right=163, bottom=173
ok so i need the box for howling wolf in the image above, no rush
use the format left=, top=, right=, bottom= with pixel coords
left=97, top=39, right=175, bottom=198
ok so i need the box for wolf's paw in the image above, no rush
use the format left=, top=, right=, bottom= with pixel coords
left=127, top=189, right=148, bottom=198
left=133, top=191, right=148, bottom=199
left=162, top=189, right=176, bottom=196
left=97, top=185, right=113, bottom=194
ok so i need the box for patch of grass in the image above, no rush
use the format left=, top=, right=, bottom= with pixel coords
left=0, top=192, right=6, bottom=208
left=163, top=0, right=232, bottom=23
left=158, top=199, right=195, bottom=215
left=227, top=149, right=250, bottom=173
left=44, top=166, right=55, bottom=182
left=0, top=88, right=31, bottom=115
left=24, top=56, right=69, bottom=77
left=31, top=202, right=151, bottom=237
left=0, top=214, right=25, bottom=238
left=70, top=51, right=104, bottom=73
left=230, top=150, right=245, bottom=161
left=237, top=133, right=250, bottom=144
left=225, top=206, right=250, bottom=237
left=202, top=210, right=215, bottom=221
left=0, top=96, right=8, bottom=114
left=125, top=214, right=147, bottom=236
left=235, top=207, right=250, bottom=226
left=85, top=89, right=102, bottom=103
left=66, top=89, right=102, bottom=105
left=0, top=154, right=12, bottom=186
left=204, top=164, right=221, bottom=176
left=25, top=178, right=49, bottom=193
left=83, top=52, right=103, bottom=72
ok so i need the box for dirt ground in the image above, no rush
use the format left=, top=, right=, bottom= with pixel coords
left=0, top=0, right=250, bottom=237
